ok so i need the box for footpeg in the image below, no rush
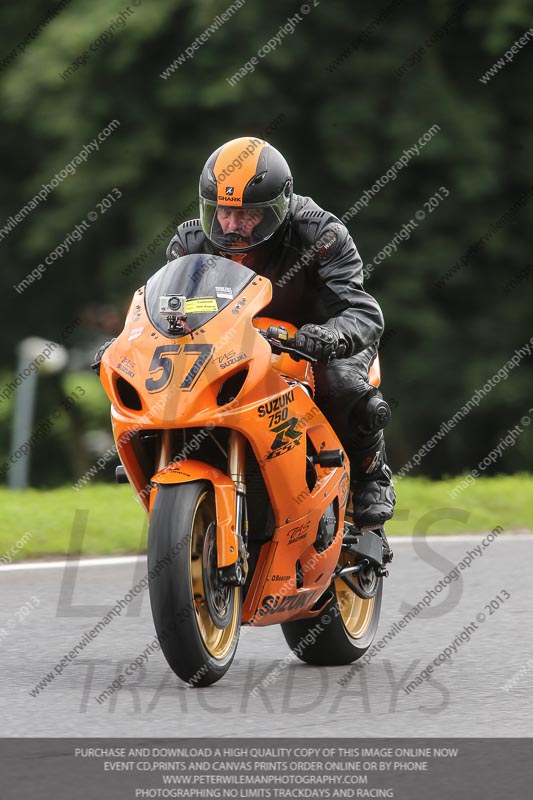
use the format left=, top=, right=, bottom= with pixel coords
left=379, top=527, right=394, bottom=564
left=342, top=525, right=393, bottom=572
left=311, top=449, right=344, bottom=467
left=342, top=529, right=384, bottom=567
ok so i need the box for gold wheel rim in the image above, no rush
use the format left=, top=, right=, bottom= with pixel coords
left=189, top=491, right=240, bottom=659
left=334, top=552, right=375, bottom=639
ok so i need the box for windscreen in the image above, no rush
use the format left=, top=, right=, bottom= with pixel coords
left=144, top=254, right=256, bottom=337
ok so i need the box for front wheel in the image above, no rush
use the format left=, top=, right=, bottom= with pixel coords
left=148, top=481, right=241, bottom=686
left=281, top=551, right=382, bottom=666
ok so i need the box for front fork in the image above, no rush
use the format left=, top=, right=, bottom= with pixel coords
left=157, top=430, right=172, bottom=472
left=155, top=429, right=248, bottom=586
left=219, top=430, right=248, bottom=586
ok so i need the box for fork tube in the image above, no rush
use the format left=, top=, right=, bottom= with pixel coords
left=228, top=430, right=246, bottom=491
left=228, top=431, right=247, bottom=540
left=157, top=430, right=172, bottom=471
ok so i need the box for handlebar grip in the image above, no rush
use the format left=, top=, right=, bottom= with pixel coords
left=259, top=325, right=316, bottom=363
left=266, top=325, right=291, bottom=343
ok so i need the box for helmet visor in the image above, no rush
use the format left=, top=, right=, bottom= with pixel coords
left=200, top=189, right=290, bottom=253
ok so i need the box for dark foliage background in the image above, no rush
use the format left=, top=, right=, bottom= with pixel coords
left=0, top=0, right=531, bottom=484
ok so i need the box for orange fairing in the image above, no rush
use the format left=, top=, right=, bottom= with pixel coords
left=151, top=460, right=237, bottom=568
left=368, top=354, right=381, bottom=387
left=101, top=275, right=274, bottom=434
left=99, top=254, right=355, bottom=627
left=252, top=317, right=315, bottom=393
left=241, top=493, right=345, bottom=626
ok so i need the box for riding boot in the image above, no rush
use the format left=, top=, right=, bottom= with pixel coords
left=349, top=430, right=396, bottom=527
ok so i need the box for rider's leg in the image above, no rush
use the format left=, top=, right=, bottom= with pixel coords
left=313, top=347, right=396, bottom=527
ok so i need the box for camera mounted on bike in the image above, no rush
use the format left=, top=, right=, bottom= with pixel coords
left=159, top=294, right=188, bottom=333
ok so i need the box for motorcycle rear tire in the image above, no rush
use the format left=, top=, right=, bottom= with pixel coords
left=148, top=481, right=241, bottom=686
left=281, top=570, right=382, bottom=666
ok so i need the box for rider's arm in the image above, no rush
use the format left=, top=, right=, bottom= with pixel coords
left=315, top=224, right=384, bottom=357
left=292, top=198, right=384, bottom=357
left=166, top=219, right=207, bottom=261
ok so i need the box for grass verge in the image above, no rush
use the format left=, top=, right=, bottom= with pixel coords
left=0, top=475, right=531, bottom=561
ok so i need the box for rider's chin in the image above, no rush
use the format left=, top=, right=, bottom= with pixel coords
left=224, top=233, right=250, bottom=248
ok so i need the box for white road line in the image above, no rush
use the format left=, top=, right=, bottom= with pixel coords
left=390, top=533, right=533, bottom=542
left=0, top=555, right=145, bottom=572
left=1, top=533, right=531, bottom=572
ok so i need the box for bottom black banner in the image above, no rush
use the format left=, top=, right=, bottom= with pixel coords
left=1, top=738, right=530, bottom=799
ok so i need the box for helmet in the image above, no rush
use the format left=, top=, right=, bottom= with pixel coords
left=199, top=137, right=293, bottom=253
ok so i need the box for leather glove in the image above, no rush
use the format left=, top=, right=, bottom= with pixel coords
left=91, top=338, right=116, bottom=375
left=294, top=324, right=345, bottom=364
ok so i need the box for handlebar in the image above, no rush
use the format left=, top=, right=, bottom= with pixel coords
left=259, top=325, right=318, bottom=364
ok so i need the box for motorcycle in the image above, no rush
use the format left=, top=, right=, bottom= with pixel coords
left=98, top=253, right=392, bottom=686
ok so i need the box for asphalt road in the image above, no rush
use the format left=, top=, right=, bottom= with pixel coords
left=1, top=534, right=532, bottom=737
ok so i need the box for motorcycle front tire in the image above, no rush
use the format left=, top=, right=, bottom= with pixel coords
left=148, top=481, right=242, bottom=686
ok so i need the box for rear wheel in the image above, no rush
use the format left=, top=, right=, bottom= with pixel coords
left=281, top=548, right=382, bottom=665
left=148, top=481, right=241, bottom=686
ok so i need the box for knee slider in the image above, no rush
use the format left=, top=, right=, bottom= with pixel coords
left=351, top=389, right=391, bottom=435
left=366, top=394, right=391, bottom=431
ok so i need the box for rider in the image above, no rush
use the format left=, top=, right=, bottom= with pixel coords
left=164, top=137, right=396, bottom=527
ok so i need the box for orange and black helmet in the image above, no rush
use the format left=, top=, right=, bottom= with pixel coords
left=199, top=137, right=293, bottom=253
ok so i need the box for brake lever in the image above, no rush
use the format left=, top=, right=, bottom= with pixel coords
left=257, top=329, right=317, bottom=364
left=272, top=339, right=318, bottom=364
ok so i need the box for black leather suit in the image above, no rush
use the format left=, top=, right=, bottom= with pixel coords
left=166, top=194, right=395, bottom=522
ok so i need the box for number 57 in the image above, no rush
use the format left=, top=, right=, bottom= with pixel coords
left=145, top=343, right=213, bottom=393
